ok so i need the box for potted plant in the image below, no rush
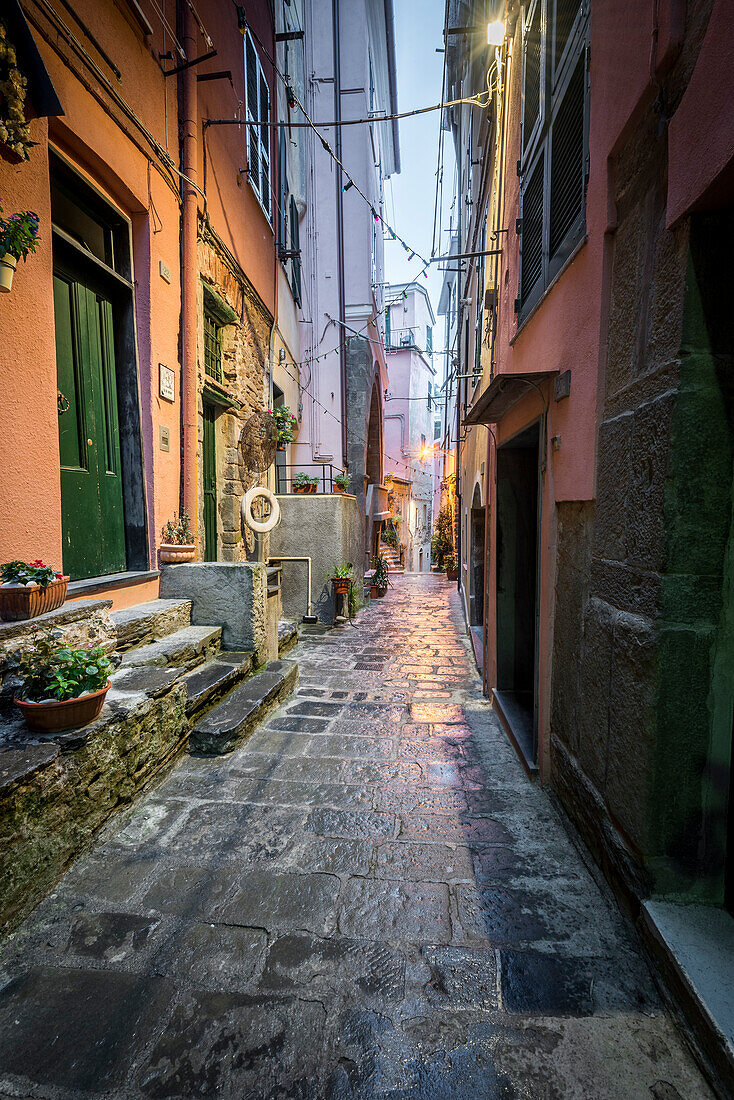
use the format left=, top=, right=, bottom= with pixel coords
left=444, top=552, right=459, bottom=581
left=330, top=561, right=353, bottom=596
left=0, top=21, right=35, bottom=163
left=269, top=405, right=298, bottom=449
left=13, top=632, right=112, bottom=733
left=0, top=206, right=40, bottom=293
left=159, top=510, right=196, bottom=563
left=333, top=473, right=351, bottom=494
left=0, top=560, right=68, bottom=621
left=371, top=553, right=389, bottom=598
left=293, top=472, right=319, bottom=494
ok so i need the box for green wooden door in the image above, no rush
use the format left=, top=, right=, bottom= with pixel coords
left=203, top=403, right=217, bottom=561
left=54, top=272, right=126, bottom=580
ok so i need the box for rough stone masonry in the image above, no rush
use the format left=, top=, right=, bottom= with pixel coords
left=0, top=575, right=712, bottom=1098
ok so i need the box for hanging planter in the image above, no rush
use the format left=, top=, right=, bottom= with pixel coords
left=0, top=252, right=16, bottom=293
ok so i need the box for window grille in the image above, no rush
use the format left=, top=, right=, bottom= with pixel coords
left=204, top=309, right=223, bottom=383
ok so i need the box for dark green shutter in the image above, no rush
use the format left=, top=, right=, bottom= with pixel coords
left=554, top=0, right=581, bottom=73
left=278, top=127, right=287, bottom=249
left=520, top=153, right=544, bottom=303
left=290, top=194, right=301, bottom=307
left=522, top=0, right=542, bottom=156
left=203, top=403, right=217, bottom=561
left=549, top=53, right=585, bottom=259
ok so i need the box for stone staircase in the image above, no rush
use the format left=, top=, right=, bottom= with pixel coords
left=378, top=541, right=405, bottom=574
left=0, top=595, right=298, bottom=934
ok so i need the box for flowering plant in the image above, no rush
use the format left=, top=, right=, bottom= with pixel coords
left=161, top=510, right=194, bottom=545
left=0, top=560, right=62, bottom=589
left=0, top=205, right=40, bottom=260
left=0, top=21, right=34, bottom=160
left=268, top=405, right=298, bottom=444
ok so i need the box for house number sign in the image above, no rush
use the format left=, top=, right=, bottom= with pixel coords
left=159, top=363, right=175, bottom=403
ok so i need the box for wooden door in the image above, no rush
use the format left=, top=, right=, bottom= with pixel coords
left=54, top=272, right=126, bottom=580
left=203, top=403, right=217, bottom=561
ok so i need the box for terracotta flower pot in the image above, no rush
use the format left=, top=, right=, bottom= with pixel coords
left=333, top=485, right=346, bottom=494
left=446, top=568, right=458, bottom=581
left=159, top=543, right=196, bottom=564
left=332, top=578, right=350, bottom=595
left=376, top=585, right=388, bottom=598
left=15, top=681, right=111, bottom=733
left=0, top=253, right=17, bottom=294
left=294, top=484, right=317, bottom=494
left=0, top=576, right=69, bottom=622
left=370, top=584, right=380, bottom=598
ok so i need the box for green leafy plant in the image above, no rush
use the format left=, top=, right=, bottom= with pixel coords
left=0, top=22, right=35, bottom=160
left=268, top=404, right=298, bottom=444
left=161, top=510, right=194, bottom=545
left=382, top=523, right=400, bottom=551
left=383, top=472, right=395, bottom=482
left=14, top=631, right=111, bottom=702
left=372, top=553, right=390, bottom=588
left=347, top=582, right=360, bottom=618
left=331, top=561, right=353, bottom=579
left=443, top=552, right=457, bottom=572
left=293, top=472, right=319, bottom=490
left=431, top=505, right=454, bottom=569
left=334, top=473, right=351, bottom=491
left=1, top=560, right=61, bottom=589
left=0, top=205, right=40, bottom=261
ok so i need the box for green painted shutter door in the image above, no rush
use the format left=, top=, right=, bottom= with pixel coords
left=54, top=274, right=126, bottom=579
left=203, top=403, right=217, bottom=561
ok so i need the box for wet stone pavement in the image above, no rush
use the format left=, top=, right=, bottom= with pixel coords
left=0, top=575, right=713, bottom=1099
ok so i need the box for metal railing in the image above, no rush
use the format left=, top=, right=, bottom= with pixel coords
left=275, top=463, right=346, bottom=494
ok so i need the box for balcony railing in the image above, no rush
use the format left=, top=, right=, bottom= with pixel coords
left=386, top=326, right=432, bottom=355
left=275, top=463, right=346, bottom=494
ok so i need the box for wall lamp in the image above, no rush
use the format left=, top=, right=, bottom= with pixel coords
left=487, top=20, right=505, bottom=45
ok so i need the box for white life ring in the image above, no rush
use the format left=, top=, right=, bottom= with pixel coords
left=241, top=486, right=281, bottom=533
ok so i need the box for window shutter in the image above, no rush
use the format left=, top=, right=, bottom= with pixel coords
left=554, top=0, right=581, bottom=73
left=246, top=36, right=257, bottom=117
left=259, top=71, right=271, bottom=216
left=522, top=0, right=542, bottom=156
left=520, top=153, right=544, bottom=303
left=278, top=128, right=287, bottom=249
left=549, top=52, right=585, bottom=259
left=289, top=195, right=301, bottom=307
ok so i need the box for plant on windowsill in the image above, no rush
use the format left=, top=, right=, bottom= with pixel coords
left=0, top=205, right=40, bottom=293
left=269, top=405, right=298, bottom=448
left=292, top=472, right=318, bottom=494
left=371, top=553, right=389, bottom=598
left=333, top=473, right=351, bottom=494
left=159, top=509, right=196, bottom=564
left=12, top=630, right=112, bottom=733
left=444, top=552, right=458, bottom=581
left=330, top=560, right=353, bottom=596
left=0, top=560, right=68, bottom=621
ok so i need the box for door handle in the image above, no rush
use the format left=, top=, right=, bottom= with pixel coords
left=87, top=439, right=93, bottom=446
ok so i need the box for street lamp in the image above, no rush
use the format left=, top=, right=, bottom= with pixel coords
left=487, top=19, right=505, bottom=45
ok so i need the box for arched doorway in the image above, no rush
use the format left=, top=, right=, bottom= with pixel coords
left=470, top=483, right=485, bottom=627
left=365, top=380, right=382, bottom=489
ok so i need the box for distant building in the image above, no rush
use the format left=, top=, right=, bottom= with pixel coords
left=384, top=282, right=436, bottom=572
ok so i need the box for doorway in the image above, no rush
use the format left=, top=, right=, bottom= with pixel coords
left=470, top=484, right=485, bottom=626
left=203, top=403, right=217, bottom=561
left=495, top=422, right=540, bottom=768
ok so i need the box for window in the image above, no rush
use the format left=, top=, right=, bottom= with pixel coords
left=245, top=30, right=271, bottom=220
left=426, top=326, right=433, bottom=355
left=434, top=417, right=441, bottom=441
left=385, top=305, right=391, bottom=347
left=289, top=195, right=302, bottom=307
left=473, top=213, right=488, bottom=385
left=428, top=382, right=432, bottom=411
left=204, top=308, right=223, bottom=383
left=518, top=0, right=588, bottom=318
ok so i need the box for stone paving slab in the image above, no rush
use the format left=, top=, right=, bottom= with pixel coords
left=0, top=575, right=715, bottom=1098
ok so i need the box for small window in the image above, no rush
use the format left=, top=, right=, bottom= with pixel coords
left=289, top=195, right=302, bottom=307
left=386, top=306, right=391, bottom=347
left=204, top=309, right=223, bottom=383
left=426, top=326, right=433, bottom=355
left=428, top=382, right=432, bottom=410
left=245, top=30, right=272, bottom=221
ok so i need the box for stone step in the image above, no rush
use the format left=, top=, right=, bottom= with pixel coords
left=119, top=625, right=221, bottom=673
left=191, top=659, right=298, bottom=754
left=111, top=599, right=192, bottom=651
left=278, top=620, right=299, bottom=655
left=179, top=651, right=254, bottom=716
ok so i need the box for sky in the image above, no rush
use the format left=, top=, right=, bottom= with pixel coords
left=384, top=0, right=453, bottom=382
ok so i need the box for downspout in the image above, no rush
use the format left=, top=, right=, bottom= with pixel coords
left=180, top=1, right=198, bottom=524
left=332, top=0, right=347, bottom=467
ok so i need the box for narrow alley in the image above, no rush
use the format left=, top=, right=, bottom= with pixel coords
left=0, top=576, right=711, bottom=1099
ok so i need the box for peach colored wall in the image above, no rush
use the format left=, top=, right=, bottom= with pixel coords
left=66, top=577, right=160, bottom=612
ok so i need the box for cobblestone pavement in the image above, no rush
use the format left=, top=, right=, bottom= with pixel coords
left=0, top=576, right=712, bottom=1098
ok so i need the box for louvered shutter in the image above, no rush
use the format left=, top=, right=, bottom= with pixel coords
left=549, top=52, right=585, bottom=261
left=290, top=195, right=301, bottom=307
left=278, top=128, right=287, bottom=249
left=554, top=0, right=581, bottom=74
left=245, top=35, right=260, bottom=193
left=522, top=0, right=542, bottom=157
left=520, top=153, right=544, bottom=303
left=259, top=71, right=271, bottom=217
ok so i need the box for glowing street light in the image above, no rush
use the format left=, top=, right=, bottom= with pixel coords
left=487, top=19, right=505, bottom=46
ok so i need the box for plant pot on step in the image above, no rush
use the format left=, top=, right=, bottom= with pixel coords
left=0, top=576, right=69, bottom=621
left=0, top=253, right=17, bottom=293
left=14, top=681, right=111, bottom=733
left=159, top=543, right=196, bottom=564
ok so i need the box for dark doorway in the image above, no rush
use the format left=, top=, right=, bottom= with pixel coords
left=203, top=403, right=217, bottom=561
left=273, top=382, right=286, bottom=490
left=470, top=484, right=485, bottom=627
left=495, top=422, right=540, bottom=768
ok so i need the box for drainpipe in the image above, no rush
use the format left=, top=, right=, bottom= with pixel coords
left=180, top=1, right=198, bottom=523
left=332, top=0, right=347, bottom=467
